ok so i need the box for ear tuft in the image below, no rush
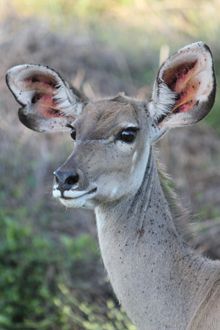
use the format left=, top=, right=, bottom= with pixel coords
left=149, top=80, right=177, bottom=122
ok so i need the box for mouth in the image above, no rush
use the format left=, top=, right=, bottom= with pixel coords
left=53, top=187, right=97, bottom=200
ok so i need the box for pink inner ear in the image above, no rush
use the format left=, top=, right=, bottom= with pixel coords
left=163, top=60, right=200, bottom=113
left=23, top=74, right=57, bottom=94
left=33, top=94, right=64, bottom=119
left=22, top=73, right=64, bottom=119
left=25, top=73, right=57, bottom=86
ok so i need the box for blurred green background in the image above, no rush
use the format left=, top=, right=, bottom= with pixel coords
left=1, top=0, right=220, bottom=329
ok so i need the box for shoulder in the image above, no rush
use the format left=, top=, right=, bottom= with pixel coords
left=187, top=278, right=220, bottom=330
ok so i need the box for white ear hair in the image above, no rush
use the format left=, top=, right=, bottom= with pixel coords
left=149, top=41, right=215, bottom=135
left=6, top=64, right=84, bottom=114
left=148, top=82, right=177, bottom=122
left=6, top=64, right=86, bottom=132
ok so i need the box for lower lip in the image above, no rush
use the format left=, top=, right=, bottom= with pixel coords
left=60, top=187, right=97, bottom=200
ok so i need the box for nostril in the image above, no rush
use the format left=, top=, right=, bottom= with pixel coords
left=65, top=174, right=79, bottom=186
left=53, top=169, right=80, bottom=189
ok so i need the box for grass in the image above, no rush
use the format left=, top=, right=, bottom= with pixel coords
left=0, top=211, right=136, bottom=330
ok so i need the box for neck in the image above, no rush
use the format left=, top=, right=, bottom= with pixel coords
left=95, top=149, right=220, bottom=330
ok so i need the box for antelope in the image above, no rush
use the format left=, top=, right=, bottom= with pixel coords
left=6, top=42, right=220, bottom=330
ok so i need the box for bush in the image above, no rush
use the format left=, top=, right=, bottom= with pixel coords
left=0, top=213, right=135, bottom=330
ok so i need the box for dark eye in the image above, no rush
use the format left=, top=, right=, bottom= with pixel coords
left=117, top=127, right=139, bottom=144
left=66, top=124, right=77, bottom=140
left=70, top=128, right=76, bottom=140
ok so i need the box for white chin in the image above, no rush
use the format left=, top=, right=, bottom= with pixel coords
left=59, top=197, right=94, bottom=208
left=52, top=188, right=96, bottom=209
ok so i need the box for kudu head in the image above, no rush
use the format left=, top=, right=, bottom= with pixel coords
left=6, top=42, right=216, bottom=209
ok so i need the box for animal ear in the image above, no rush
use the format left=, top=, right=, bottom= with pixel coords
left=6, top=64, right=86, bottom=132
left=149, top=42, right=216, bottom=140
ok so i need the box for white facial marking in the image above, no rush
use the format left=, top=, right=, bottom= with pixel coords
left=53, top=189, right=61, bottom=198
left=132, top=151, right=138, bottom=163
left=129, top=151, right=138, bottom=174
left=130, top=164, right=135, bottom=175
left=110, top=187, right=118, bottom=198
left=59, top=195, right=95, bottom=209
left=131, top=144, right=151, bottom=191
left=63, top=190, right=88, bottom=198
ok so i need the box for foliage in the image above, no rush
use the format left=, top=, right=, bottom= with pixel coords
left=0, top=213, right=135, bottom=329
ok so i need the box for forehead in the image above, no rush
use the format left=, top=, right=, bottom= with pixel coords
left=76, top=99, right=143, bottom=138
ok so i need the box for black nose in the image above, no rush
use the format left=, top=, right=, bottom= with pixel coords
left=54, top=169, right=79, bottom=191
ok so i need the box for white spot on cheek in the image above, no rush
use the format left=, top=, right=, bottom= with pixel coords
left=132, top=151, right=138, bottom=163
left=130, top=151, right=138, bottom=174
left=130, top=164, right=135, bottom=175
left=112, top=187, right=118, bottom=195
left=111, top=187, right=118, bottom=198
left=63, top=190, right=88, bottom=198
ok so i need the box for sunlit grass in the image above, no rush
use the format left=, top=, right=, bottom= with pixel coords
left=2, top=0, right=220, bottom=47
